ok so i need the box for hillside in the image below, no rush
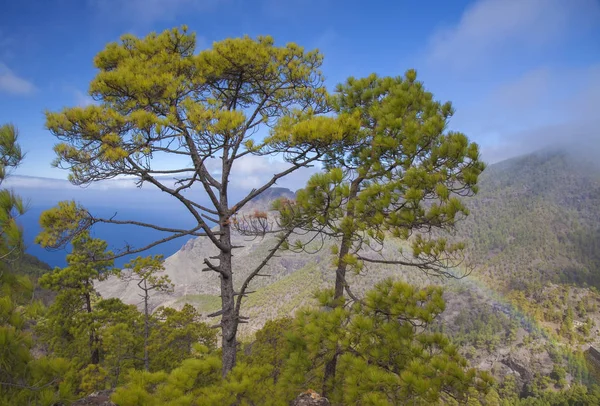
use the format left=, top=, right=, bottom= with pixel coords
left=11, top=252, right=53, bottom=277
left=96, top=149, right=600, bottom=392
left=99, top=149, right=600, bottom=310
left=462, top=149, right=600, bottom=289
left=96, top=187, right=311, bottom=313
left=96, top=186, right=433, bottom=321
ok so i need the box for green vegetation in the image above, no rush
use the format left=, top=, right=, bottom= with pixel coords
left=36, top=23, right=486, bottom=378
left=39, top=231, right=116, bottom=366
left=243, top=261, right=324, bottom=321
left=173, top=294, right=221, bottom=315
left=0, top=124, right=74, bottom=405
left=274, top=67, right=484, bottom=394
left=37, top=25, right=357, bottom=377
left=462, top=151, right=600, bottom=290
left=109, top=279, right=493, bottom=406
left=2, top=25, right=600, bottom=405
left=119, top=256, right=174, bottom=371
left=11, top=253, right=52, bottom=278
left=451, top=305, right=519, bottom=353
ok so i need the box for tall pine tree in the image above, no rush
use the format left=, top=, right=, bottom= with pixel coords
left=36, top=27, right=357, bottom=376
left=275, top=71, right=484, bottom=392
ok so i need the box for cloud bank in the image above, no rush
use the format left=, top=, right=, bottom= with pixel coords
left=0, top=63, right=35, bottom=95
left=424, top=0, right=600, bottom=164
left=427, top=0, right=600, bottom=72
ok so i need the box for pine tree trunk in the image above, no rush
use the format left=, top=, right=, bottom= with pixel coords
left=322, top=235, right=350, bottom=397
left=219, top=215, right=237, bottom=377
left=333, top=242, right=350, bottom=300
left=85, top=292, right=100, bottom=365
left=143, top=282, right=150, bottom=371
left=322, top=178, right=361, bottom=397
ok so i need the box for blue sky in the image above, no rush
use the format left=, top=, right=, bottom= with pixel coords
left=1, top=0, right=599, bottom=183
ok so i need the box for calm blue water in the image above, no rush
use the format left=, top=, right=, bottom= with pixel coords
left=22, top=205, right=199, bottom=268
left=9, top=175, right=276, bottom=269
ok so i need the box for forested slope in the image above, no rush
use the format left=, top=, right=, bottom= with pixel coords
left=460, top=149, right=600, bottom=289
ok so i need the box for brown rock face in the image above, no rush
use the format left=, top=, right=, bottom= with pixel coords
left=290, top=390, right=331, bottom=406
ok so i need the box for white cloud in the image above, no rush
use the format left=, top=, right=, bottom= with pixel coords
left=3, top=175, right=141, bottom=191
left=453, top=67, right=558, bottom=136
left=492, top=68, right=552, bottom=112
left=3, top=157, right=317, bottom=211
left=74, top=89, right=96, bottom=107
left=3, top=175, right=189, bottom=210
left=206, top=154, right=320, bottom=192
left=0, top=63, right=35, bottom=95
left=471, top=64, right=600, bottom=163
left=427, top=0, right=600, bottom=71
left=3, top=176, right=70, bottom=190
left=6, top=154, right=320, bottom=209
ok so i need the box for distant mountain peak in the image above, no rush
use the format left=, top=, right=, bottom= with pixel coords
left=253, top=187, right=295, bottom=201
left=241, top=187, right=296, bottom=212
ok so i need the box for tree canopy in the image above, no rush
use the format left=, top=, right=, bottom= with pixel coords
left=273, top=71, right=484, bottom=392
left=38, top=26, right=357, bottom=376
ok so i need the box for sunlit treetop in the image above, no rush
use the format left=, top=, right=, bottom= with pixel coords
left=45, top=27, right=355, bottom=189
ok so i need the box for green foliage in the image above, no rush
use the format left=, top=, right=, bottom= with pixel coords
left=79, top=364, right=109, bottom=393
left=38, top=231, right=116, bottom=366
left=172, top=294, right=221, bottom=314
left=517, top=384, right=600, bottom=405
left=111, top=357, right=222, bottom=406
left=39, top=24, right=359, bottom=377
left=451, top=303, right=519, bottom=352
left=108, top=280, right=492, bottom=405
left=273, top=70, right=484, bottom=388
left=4, top=27, right=598, bottom=405
left=276, top=71, right=484, bottom=280
left=280, top=279, right=492, bottom=405
left=462, top=151, right=600, bottom=290
left=35, top=200, right=91, bottom=250
left=0, top=123, right=25, bottom=261
left=0, top=124, right=23, bottom=181
left=550, top=365, right=567, bottom=388
left=0, top=124, right=77, bottom=404
left=242, top=317, right=293, bottom=383
left=120, top=255, right=173, bottom=370
left=39, top=231, right=114, bottom=294
left=10, top=253, right=52, bottom=279
left=148, top=304, right=217, bottom=372
left=121, top=255, right=173, bottom=297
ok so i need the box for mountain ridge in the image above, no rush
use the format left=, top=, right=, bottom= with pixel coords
left=95, top=148, right=600, bottom=390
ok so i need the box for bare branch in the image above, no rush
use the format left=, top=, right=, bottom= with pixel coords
left=92, top=215, right=210, bottom=236
left=232, top=154, right=322, bottom=215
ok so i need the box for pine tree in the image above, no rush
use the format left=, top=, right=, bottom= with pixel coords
left=275, top=71, right=484, bottom=392
left=39, top=231, right=115, bottom=366
left=95, top=298, right=144, bottom=388
left=0, top=123, right=25, bottom=263
left=120, top=255, right=173, bottom=371
left=36, top=26, right=357, bottom=376
left=0, top=124, right=77, bottom=404
left=109, top=281, right=492, bottom=405
left=279, top=279, right=493, bottom=405
left=148, top=304, right=217, bottom=372
left=0, top=123, right=37, bottom=399
left=243, top=317, right=293, bottom=384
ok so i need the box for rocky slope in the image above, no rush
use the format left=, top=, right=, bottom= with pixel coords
left=97, top=148, right=600, bottom=391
